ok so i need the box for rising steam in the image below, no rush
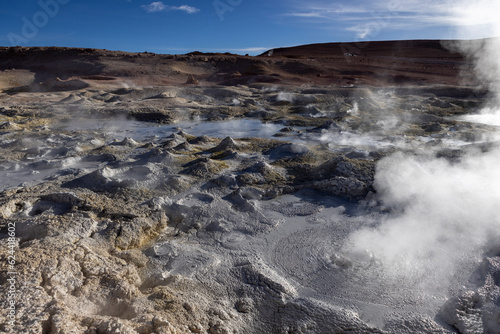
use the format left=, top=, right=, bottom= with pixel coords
left=346, top=0, right=500, bottom=295
left=349, top=150, right=500, bottom=288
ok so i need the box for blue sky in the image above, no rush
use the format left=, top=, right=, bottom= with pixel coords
left=1, top=0, right=498, bottom=55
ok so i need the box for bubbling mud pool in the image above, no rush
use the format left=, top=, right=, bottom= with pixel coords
left=0, top=118, right=307, bottom=191
left=151, top=185, right=487, bottom=332
left=2, top=108, right=500, bottom=333
left=0, top=115, right=477, bottom=192
left=59, top=118, right=309, bottom=142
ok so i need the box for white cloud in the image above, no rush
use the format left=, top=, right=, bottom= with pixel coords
left=286, top=12, right=326, bottom=18
left=285, top=0, right=500, bottom=40
left=142, top=1, right=166, bottom=13
left=346, top=25, right=376, bottom=40
left=142, top=2, right=199, bottom=14
left=225, top=47, right=270, bottom=53
left=173, top=5, right=199, bottom=14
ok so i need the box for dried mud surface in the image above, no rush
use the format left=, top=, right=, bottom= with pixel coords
left=0, top=41, right=498, bottom=333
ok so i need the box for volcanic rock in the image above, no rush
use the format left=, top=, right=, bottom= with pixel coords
left=186, top=74, right=199, bottom=84
left=211, top=136, right=239, bottom=152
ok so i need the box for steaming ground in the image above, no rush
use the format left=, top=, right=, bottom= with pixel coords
left=2, top=81, right=500, bottom=333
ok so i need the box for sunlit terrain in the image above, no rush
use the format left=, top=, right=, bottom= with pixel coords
left=1, top=37, right=500, bottom=333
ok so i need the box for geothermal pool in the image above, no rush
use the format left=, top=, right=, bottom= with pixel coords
left=3, top=92, right=500, bottom=333
left=59, top=118, right=308, bottom=141
left=0, top=118, right=307, bottom=191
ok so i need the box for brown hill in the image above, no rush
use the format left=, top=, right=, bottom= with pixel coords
left=262, top=40, right=464, bottom=58
left=0, top=40, right=481, bottom=91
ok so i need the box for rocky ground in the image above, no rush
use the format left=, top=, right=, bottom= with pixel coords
left=0, top=41, right=499, bottom=333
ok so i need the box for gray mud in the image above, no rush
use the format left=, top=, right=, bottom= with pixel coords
left=1, top=84, right=499, bottom=333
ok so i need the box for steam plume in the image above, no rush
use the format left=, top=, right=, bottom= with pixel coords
left=346, top=0, right=500, bottom=297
